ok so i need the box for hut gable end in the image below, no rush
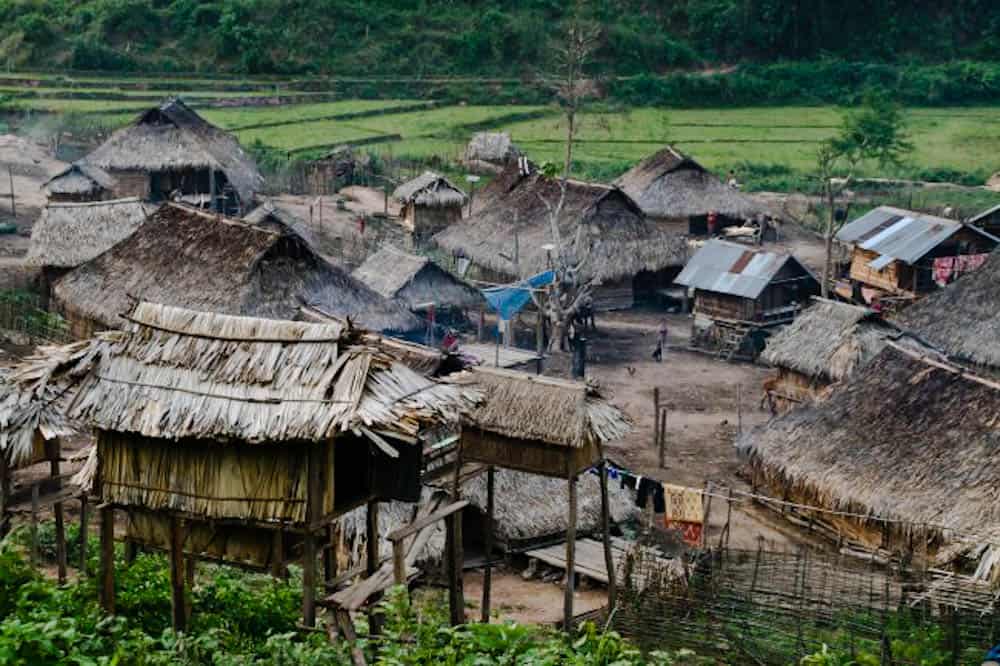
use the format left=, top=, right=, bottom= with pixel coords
left=26, top=198, right=153, bottom=269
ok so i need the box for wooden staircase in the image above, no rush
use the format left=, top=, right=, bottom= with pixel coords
left=717, top=324, right=753, bottom=361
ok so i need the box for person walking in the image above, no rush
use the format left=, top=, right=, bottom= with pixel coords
left=652, top=318, right=669, bottom=362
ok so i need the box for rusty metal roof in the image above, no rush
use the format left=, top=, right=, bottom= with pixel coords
left=836, top=206, right=975, bottom=265
left=674, top=239, right=811, bottom=298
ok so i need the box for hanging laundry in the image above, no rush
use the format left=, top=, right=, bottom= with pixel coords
left=662, top=483, right=705, bottom=547
left=636, top=478, right=665, bottom=513
left=957, top=253, right=989, bottom=274
left=933, top=256, right=955, bottom=287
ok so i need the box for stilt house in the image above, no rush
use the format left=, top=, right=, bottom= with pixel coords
left=738, top=343, right=1000, bottom=580
left=760, top=298, right=894, bottom=412
left=392, top=172, right=466, bottom=244
left=51, top=203, right=419, bottom=338
left=675, top=239, right=818, bottom=355
left=64, top=302, right=477, bottom=627
left=836, top=206, right=998, bottom=302
left=969, top=204, right=1000, bottom=238
left=615, top=146, right=769, bottom=235
left=433, top=162, right=688, bottom=310
left=84, top=98, right=263, bottom=214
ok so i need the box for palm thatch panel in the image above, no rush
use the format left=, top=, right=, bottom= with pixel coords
left=761, top=298, right=895, bottom=382
left=0, top=335, right=113, bottom=467
left=449, top=367, right=631, bottom=449
left=614, top=146, right=769, bottom=220
left=26, top=198, right=153, bottom=269
left=85, top=98, right=263, bottom=204
left=67, top=302, right=480, bottom=443
left=53, top=202, right=419, bottom=332
left=352, top=246, right=483, bottom=310
left=738, top=344, right=1000, bottom=553
left=43, top=162, right=116, bottom=198
left=392, top=171, right=467, bottom=208
left=433, top=163, right=688, bottom=282
left=893, top=250, right=1000, bottom=369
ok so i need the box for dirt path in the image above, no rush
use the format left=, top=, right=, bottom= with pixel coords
left=462, top=569, right=606, bottom=625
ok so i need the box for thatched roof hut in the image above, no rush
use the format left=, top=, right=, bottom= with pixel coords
left=738, top=343, right=1000, bottom=569
left=762, top=298, right=894, bottom=384
left=352, top=246, right=482, bottom=311
left=26, top=198, right=153, bottom=269
left=52, top=202, right=419, bottom=336
left=393, top=172, right=466, bottom=209
left=893, top=249, right=1000, bottom=369
left=43, top=163, right=116, bottom=202
left=434, top=163, right=688, bottom=308
left=85, top=98, right=263, bottom=208
left=614, top=146, right=767, bottom=223
left=465, top=132, right=519, bottom=166
left=449, top=367, right=631, bottom=477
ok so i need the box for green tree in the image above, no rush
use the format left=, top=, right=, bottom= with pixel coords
left=817, top=93, right=914, bottom=297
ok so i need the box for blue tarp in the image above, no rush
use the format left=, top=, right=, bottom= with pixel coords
left=481, top=270, right=556, bottom=320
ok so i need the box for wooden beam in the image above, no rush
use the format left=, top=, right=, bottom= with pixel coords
left=564, top=474, right=577, bottom=631
left=386, top=500, right=470, bottom=543
left=99, top=505, right=115, bottom=613
left=599, top=461, right=616, bottom=611
left=481, top=466, right=494, bottom=623
left=169, top=516, right=187, bottom=631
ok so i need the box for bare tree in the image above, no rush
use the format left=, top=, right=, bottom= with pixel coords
left=531, top=18, right=600, bottom=353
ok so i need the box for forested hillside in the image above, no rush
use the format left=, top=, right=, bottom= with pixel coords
left=0, top=0, right=996, bottom=75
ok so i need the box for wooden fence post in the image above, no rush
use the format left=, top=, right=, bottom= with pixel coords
left=481, top=466, right=495, bottom=623
left=599, top=461, right=616, bottom=611
left=564, top=474, right=578, bottom=631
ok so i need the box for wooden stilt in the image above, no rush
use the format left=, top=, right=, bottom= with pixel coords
left=598, top=461, right=616, bottom=611
left=99, top=505, right=115, bottom=613
left=169, top=516, right=187, bottom=631
left=481, top=466, right=495, bottom=623
left=30, top=484, right=39, bottom=566
left=564, top=474, right=578, bottom=631
left=125, top=539, right=138, bottom=564
left=185, top=555, right=196, bottom=622
left=0, top=454, right=9, bottom=539
left=392, top=537, right=406, bottom=586
left=324, top=524, right=338, bottom=585
left=446, top=513, right=463, bottom=626
left=49, top=440, right=67, bottom=584
left=271, top=528, right=285, bottom=579
left=302, top=529, right=317, bottom=628
left=78, top=495, right=89, bottom=574
left=365, top=499, right=380, bottom=635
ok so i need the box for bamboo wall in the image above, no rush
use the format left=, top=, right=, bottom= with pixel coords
left=770, top=368, right=828, bottom=413
left=461, top=429, right=600, bottom=479
left=849, top=248, right=906, bottom=293
left=694, top=290, right=753, bottom=322
left=110, top=170, right=150, bottom=199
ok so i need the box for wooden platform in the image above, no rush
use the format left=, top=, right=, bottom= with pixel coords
left=526, top=537, right=682, bottom=586
left=461, top=343, right=540, bottom=369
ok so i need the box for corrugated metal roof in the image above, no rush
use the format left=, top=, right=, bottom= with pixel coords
left=674, top=239, right=803, bottom=298
left=969, top=203, right=1000, bottom=225
left=836, top=206, right=962, bottom=265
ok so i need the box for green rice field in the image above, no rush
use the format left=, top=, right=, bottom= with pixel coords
left=2, top=73, right=998, bottom=188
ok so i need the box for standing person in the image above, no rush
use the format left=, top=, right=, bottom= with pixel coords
left=706, top=211, right=718, bottom=237
left=652, top=318, right=668, bottom=362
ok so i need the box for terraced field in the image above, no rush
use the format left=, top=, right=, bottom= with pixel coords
left=2, top=73, right=998, bottom=187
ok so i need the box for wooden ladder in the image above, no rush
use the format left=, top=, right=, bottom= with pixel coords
left=717, top=325, right=751, bottom=361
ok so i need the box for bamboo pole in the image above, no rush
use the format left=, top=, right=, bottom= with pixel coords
left=564, top=474, right=578, bottom=631
left=481, top=466, right=495, bottom=623
left=599, top=460, right=616, bottom=611
left=99, top=506, right=115, bottom=613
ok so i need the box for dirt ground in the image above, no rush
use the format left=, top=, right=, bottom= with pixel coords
left=462, top=569, right=607, bottom=625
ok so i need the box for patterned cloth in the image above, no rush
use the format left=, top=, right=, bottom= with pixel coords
left=662, top=484, right=705, bottom=546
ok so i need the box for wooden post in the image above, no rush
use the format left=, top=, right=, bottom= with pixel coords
left=700, top=481, right=713, bottom=549
left=271, top=528, right=286, bottom=579
left=658, top=410, right=668, bottom=469
left=8, top=167, right=15, bottom=218
left=324, top=524, right=338, bottom=585
left=481, top=466, right=495, bottom=623
left=0, top=454, right=8, bottom=539
left=365, top=500, right=379, bottom=576
left=169, top=516, right=187, bottom=631
left=99, top=505, right=115, bottom=613
left=30, top=484, right=39, bottom=566
left=564, top=474, right=578, bottom=631
left=598, top=461, right=616, bottom=611
left=477, top=307, right=484, bottom=343
left=46, top=439, right=67, bottom=583
left=302, top=529, right=317, bottom=628
left=125, top=539, right=138, bottom=564
left=652, top=388, right=660, bottom=450
left=208, top=169, right=217, bottom=213
left=78, top=494, right=89, bottom=573
left=737, top=384, right=743, bottom=435
left=185, top=556, right=196, bottom=622
left=392, top=537, right=406, bottom=586
left=447, top=440, right=465, bottom=626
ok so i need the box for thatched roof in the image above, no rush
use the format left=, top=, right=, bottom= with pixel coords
left=738, top=343, right=1000, bottom=549
left=65, top=302, right=478, bottom=443
left=53, top=203, right=420, bottom=332
left=43, top=163, right=115, bottom=197
left=893, top=249, right=1000, bottom=369
left=614, top=146, right=767, bottom=220
left=0, top=336, right=110, bottom=467
left=465, top=132, right=519, bottom=164
left=392, top=171, right=467, bottom=208
left=242, top=199, right=320, bottom=248
left=449, top=367, right=631, bottom=449
left=352, top=246, right=482, bottom=310
left=85, top=98, right=263, bottom=204
left=433, top=163, right=688, bottom=282
left=26, top=198, right=153, bottom=269
left=337, top=468, right=636, bottom=565
left=761, top=298, right=895, bottom=382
